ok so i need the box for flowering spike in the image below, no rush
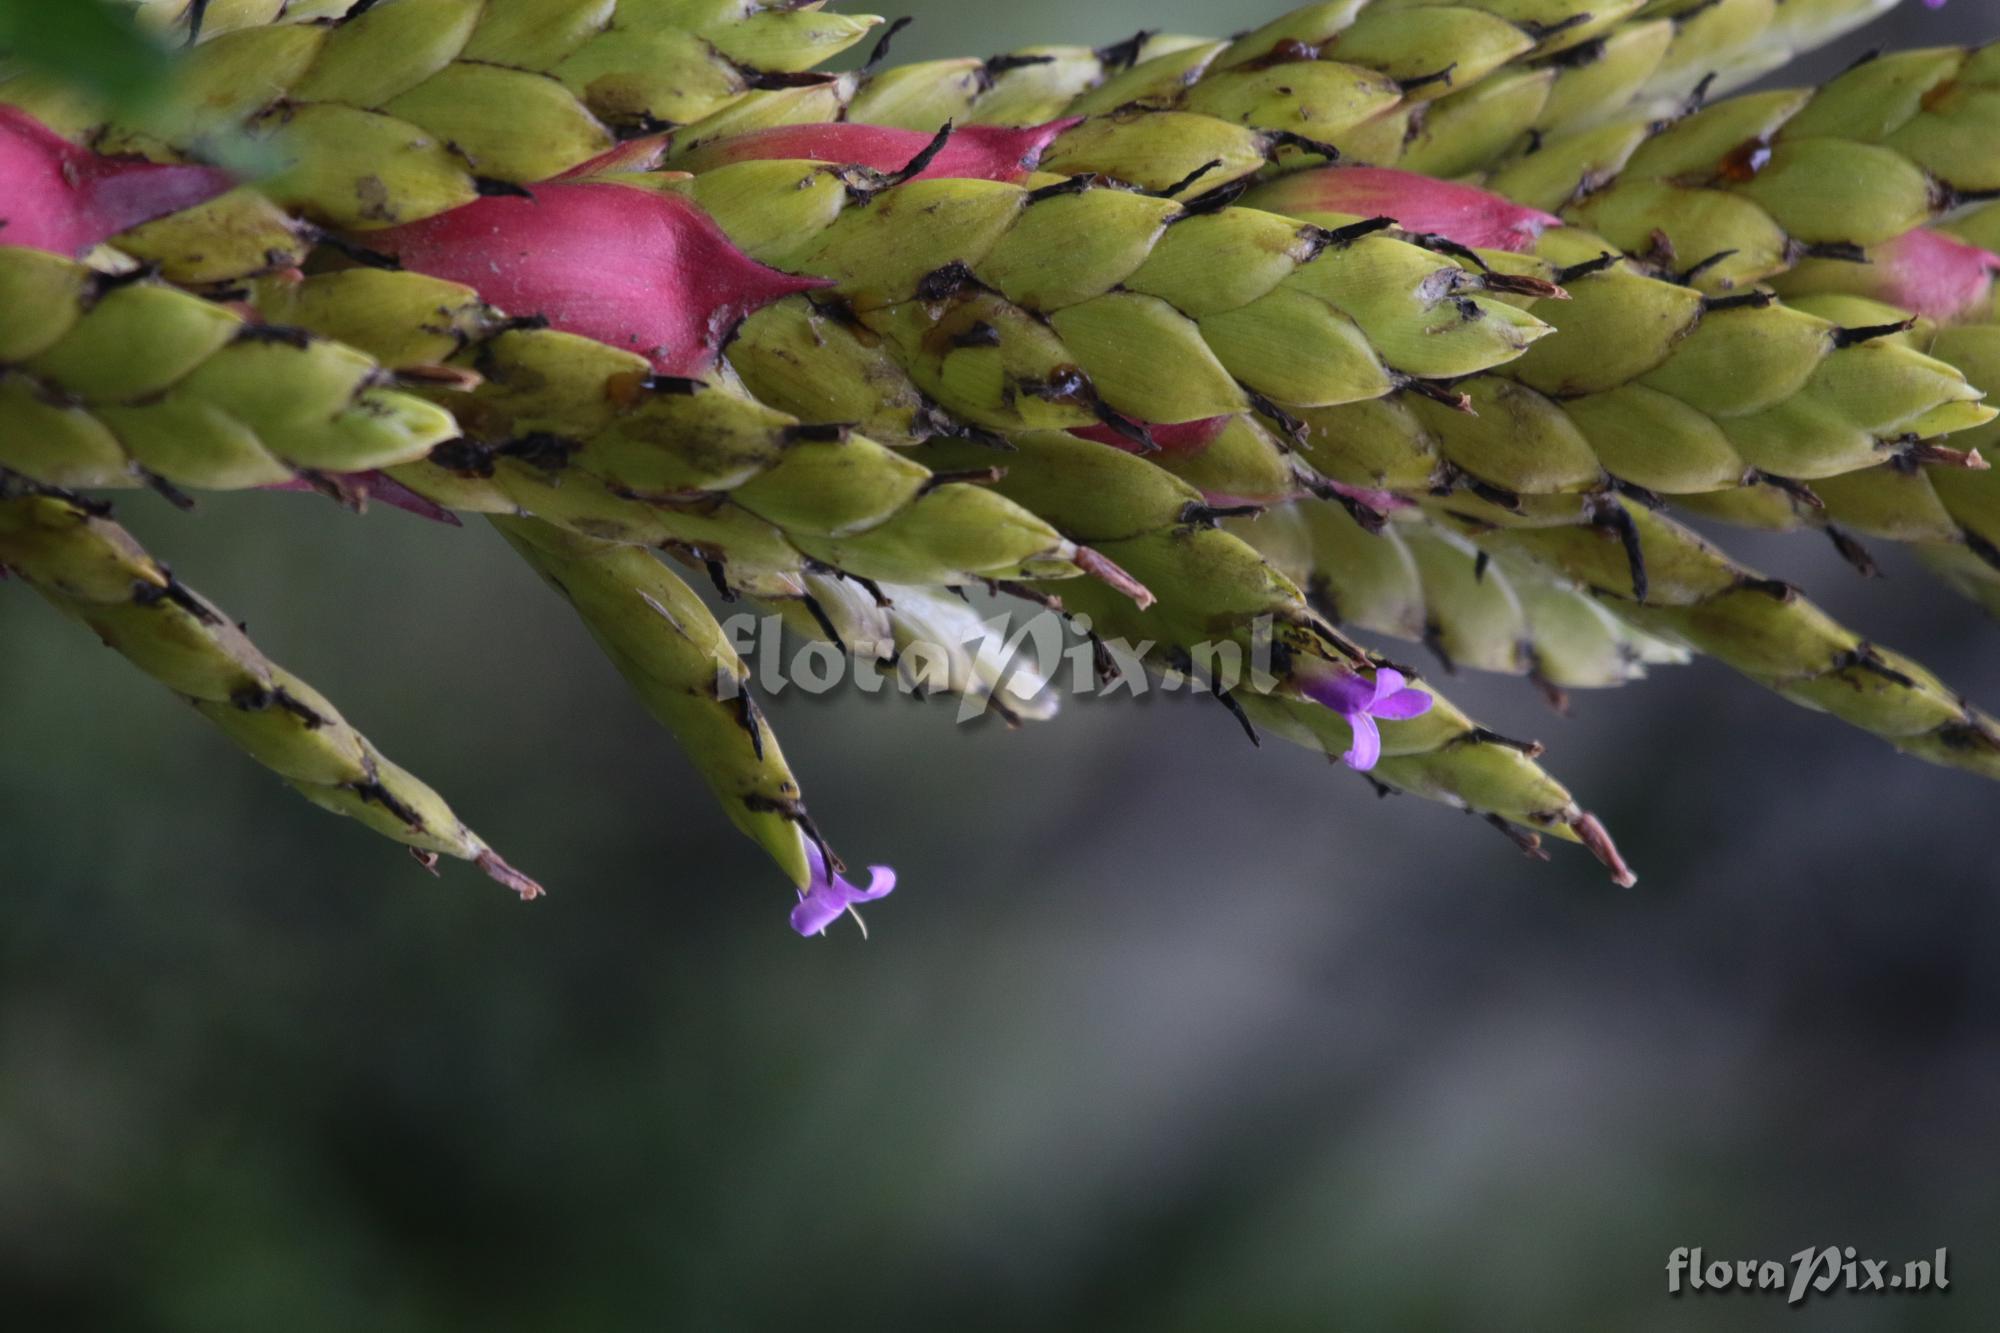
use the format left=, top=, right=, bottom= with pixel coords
left=677, top=120, right=1082, bottom=183
left=371, top=182, right=831, bottom=377
left=0, top=489, right=533, bottom=894
left=496, top=517, right=819, bottom=891
left=1246, top=166, right=1562, bottom=253
left=0, top=107, right=234, bottom=258
left=1459, top=499, right=2000, bottom=782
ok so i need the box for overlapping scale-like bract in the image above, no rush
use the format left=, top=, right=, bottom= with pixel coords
left=1490, top=44, right=2000, bottom=293
left=2, top=0, right=885, bottom=262
left=1246, top=167, right=1995, bottom=504
left=676, top=152, right=1553, bottom=435
left=1440, top=496, right=2000, bottom=779
left=0, top=248, right=460, bottom=494
left=1236, top=500, right=1691, bottom=699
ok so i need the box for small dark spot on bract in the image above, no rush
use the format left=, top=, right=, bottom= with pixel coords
left=354, top=175, right=396, bottom=223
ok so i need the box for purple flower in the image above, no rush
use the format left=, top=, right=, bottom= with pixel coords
left=791, top=838, right=897, bottom=938
left=1300, top=667, right=1434, bottom=772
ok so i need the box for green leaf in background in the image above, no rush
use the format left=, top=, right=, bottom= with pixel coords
left=0, top=0, right=172, bottom=113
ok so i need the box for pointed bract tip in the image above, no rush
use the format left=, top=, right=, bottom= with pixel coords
left=264, top=471, right=461, bottom=526
left=0, top=105, right=235, bottom=258
left=1571, top=811, right=1637, bottom=888
left=1074, top=546, right=1155, bottom=609
left=1319, top=478, right=1412, bottom=515
left=556, top=135, right=674, bottom=179
left=477, top=850, right=547, bottom=901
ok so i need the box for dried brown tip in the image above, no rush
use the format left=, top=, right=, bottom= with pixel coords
left=1485, top=814, right=1551, bottom=863
left=395, top=364, right=484, bottom=392
left=1571, top=811, right=1637, bottom=888
left=1480, top=273, right=1568, bottom=301
left=1407, top=380, right=1475, bottom=414
left=1906, top=443, right=1988, bottom=470
left=1529, top=669, right=1572, bottom=717
left=1075, top=546, right=1155, bottom=609
left=476, top=849, right=548, bottom=901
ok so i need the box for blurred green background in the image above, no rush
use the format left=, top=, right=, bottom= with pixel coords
left=2, top=2, right=1996, bottom=1328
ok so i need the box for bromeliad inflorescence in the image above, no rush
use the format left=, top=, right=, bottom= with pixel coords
left=1, top=0, right=1996, bottom=937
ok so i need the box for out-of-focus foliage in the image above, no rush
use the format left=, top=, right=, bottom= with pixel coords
left=0, top=0, right=169, bottom=111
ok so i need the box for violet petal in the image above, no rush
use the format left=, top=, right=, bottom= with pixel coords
left=1371, top=688, right=1435, bottom=722
left=1343, top=714, right=1383, bottom=772
left=792, top=842, right=897, bottom=937
left=1300, top=671, right=1378, bottom=715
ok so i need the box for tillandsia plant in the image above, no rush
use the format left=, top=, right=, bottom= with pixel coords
left=0, top=0, right=1992, bottom=937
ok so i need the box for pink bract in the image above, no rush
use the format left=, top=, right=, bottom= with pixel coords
left=265, top=472, right=461, bottom=526
left=1861, top=228, right=1999, bottom=323
left=1250, top=166, right=1562, bottom=253
left=0, top=106, right=235, bottom=258
left=370, top=182, right=829, bottom=377
left=1071, top=416, right=1233, bottom=456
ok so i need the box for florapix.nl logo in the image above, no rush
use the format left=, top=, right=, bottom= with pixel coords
left=716, top=606, right=1285, bottom=723
left=1667, top=1247, right=1950, bottom=1306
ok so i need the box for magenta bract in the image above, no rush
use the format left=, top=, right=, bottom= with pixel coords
left=264, top=472, right=462, bottom=526
left=1070, top=415, right=1233, bottom=456
left=371, top=182, right=830, bottom=377
left=0, top=107, right=235, bottom=258
left=1252, top=166, right=1562, bottom=253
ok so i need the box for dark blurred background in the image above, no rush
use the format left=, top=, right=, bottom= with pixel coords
left=2, top=2, right=1994, bottom=1328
